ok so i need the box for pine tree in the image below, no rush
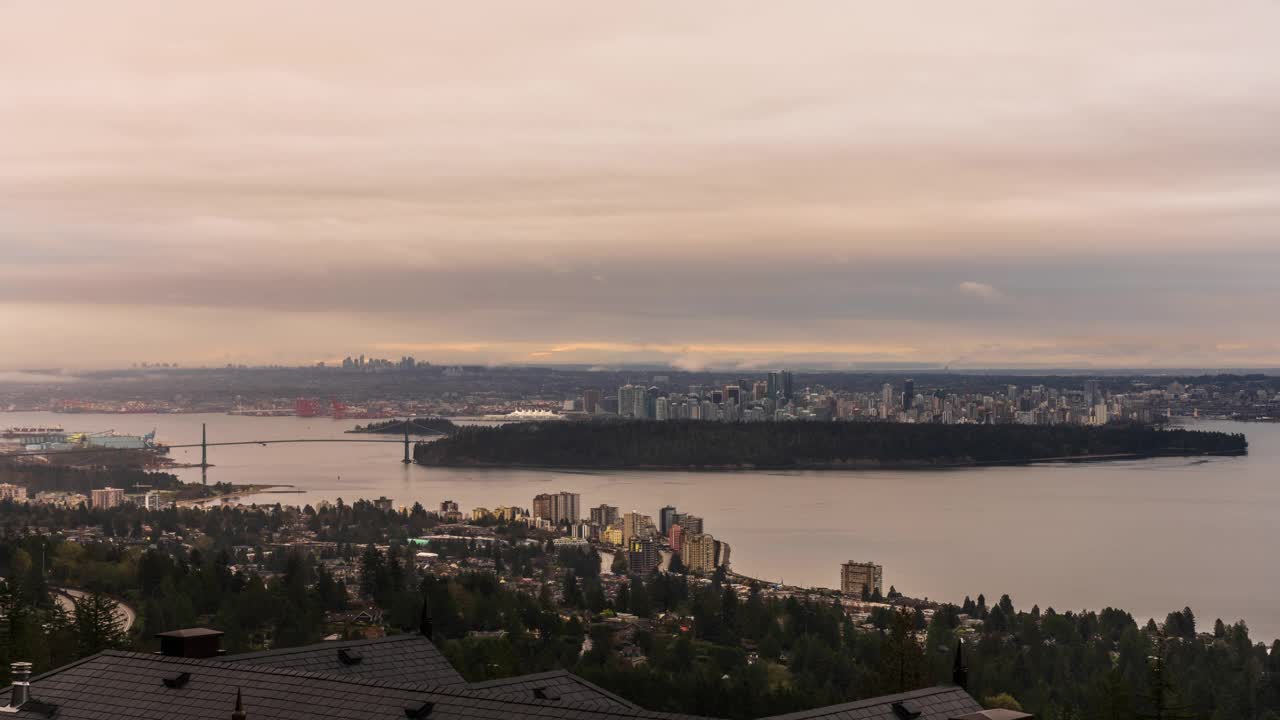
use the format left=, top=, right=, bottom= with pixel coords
left=73, top=592, right=126, bottom=656
left=1139, top=634, right=1194, bottom=720
left=877, top=608, right=927, bottom=694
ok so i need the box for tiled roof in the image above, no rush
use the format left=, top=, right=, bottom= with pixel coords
left=467, top=669, right=640, bottom=710
left=12, top=651, right=717, bottom=720
left=225, top=633, right=467, bottom=688
left=759, top=686, right=982, bottom=720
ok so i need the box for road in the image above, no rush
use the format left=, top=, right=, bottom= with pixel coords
left=52, top=588, right=136, bottom=632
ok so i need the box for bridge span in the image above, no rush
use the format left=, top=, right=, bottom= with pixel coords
left=0, top=418, right=449, bottom=480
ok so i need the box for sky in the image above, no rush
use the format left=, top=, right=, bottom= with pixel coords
left=2, top=1, right=1279, bottom=371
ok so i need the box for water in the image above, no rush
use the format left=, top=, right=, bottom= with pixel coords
left=3, top=412, right=1276, bottom=640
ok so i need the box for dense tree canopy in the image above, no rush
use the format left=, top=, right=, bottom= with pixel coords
left=415, top=421, right=1247, bottom=468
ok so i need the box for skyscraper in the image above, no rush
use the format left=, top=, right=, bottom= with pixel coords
left=767, top=370, right=795, bottom=404
left=582, top=389, right=601, bottom=415
left=903, top=378, right=915, bottom=410
left=1084, top=379, right=1101, bottom=408
left=627, top=537, right=660, bottom=575
left=658, top=505, right=677, bottom=535
left=617, top=384, right=638, bottom=418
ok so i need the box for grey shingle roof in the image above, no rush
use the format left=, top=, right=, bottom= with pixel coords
left=12, top=651, right=717, bottom=720
left=225, top=633, right=467, bottom=688
left=759, top=686, right=982, bottom=720
left=467, top=669, right=640, bottom=710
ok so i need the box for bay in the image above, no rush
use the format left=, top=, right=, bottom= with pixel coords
left=3, top=411, right=1274, bottom=641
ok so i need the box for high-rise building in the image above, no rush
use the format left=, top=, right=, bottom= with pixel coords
left=902, top=379, right=915, bottom=410
left=90, top=487, right=125, bottom=510
left=627, top=537, right=660, bottom=575
left=668, top=523, right=684, bottom=553
left=840, top=560, right=884, bottom=597
left=767, top=370, right=795, bottom=404
left=617, top=385, right=639, bottom=418
left=533, top=492, right=580, bottom=525
left=674, top=513, right=703, bottom=535
left=590, top=504, right=619, bottom=528
left=1085, top=379, right=1101, bottom=408
left=681, top=532, right=718, bottom=574
left=532, top=494, right=552, bottom=521
left=655, top=396, right=669, bottom=420
left=582, top=389, right=601, bottom=415
left=658, top=506, right=677, bottom=535
left=622, top=511, right=654, bottom=541
left=440, top=499, right=459, bottom=514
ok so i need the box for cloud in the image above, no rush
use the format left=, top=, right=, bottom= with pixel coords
left=1, top=2, right=1279, bottom=368
left=956, top=281, right=1006, bottom=302
left=0, top=371, right=80, bottom=385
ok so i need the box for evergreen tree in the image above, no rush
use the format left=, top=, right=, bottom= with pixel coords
left=359, top=544, right=385, bottom=598
left=73, top=592, right=126, bottom=656
left=877, top=608, right=927, bottom=694
left=1139, top=635, right=1194, bottom=720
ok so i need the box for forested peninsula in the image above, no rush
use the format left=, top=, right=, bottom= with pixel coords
left=413, top=421, right=1246, bottom=469
left=349, top=417, right=458, bottom=435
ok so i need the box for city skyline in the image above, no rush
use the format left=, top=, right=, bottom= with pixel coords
left=4, top=2, right=1280, bottom=370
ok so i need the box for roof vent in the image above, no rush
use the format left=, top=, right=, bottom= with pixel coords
left=337, top=648, right=364, bottom=666
left=162, top=672, right=192, bottom=689
left=404, top=701, right=435, bottom=718
left=893, top=701, right=923, bottom=720
left=6, top=662, right=32, bottom=709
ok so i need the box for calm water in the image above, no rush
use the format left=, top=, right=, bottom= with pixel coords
left=4, top=412, right=1276, bottom=640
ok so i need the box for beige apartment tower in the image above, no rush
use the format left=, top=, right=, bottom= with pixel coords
left=841, top=560, right=883, bottom=597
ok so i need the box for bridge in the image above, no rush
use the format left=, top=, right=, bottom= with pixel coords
left=0, top=418, right=449, bottom=482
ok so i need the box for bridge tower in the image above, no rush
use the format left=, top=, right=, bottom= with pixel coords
left=403, top=420, right=412, bottom=464
left=200, top=423, right=209, bottom=469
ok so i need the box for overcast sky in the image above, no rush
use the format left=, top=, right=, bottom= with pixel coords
left=2, top=1, right=1278, bottom=370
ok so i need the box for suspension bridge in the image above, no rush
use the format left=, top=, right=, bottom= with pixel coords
left=0, top=419, right=449, bottom=481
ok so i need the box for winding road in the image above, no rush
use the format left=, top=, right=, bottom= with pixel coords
left=52, top=588, right=136, bottom=632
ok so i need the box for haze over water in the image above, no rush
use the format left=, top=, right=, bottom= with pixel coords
left=6, top=412, right=1275, bottom=640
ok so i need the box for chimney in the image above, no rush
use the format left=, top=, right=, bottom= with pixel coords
left=952, top=638, right=968, bottom=689
left=8, top=662, right=32, bottom=708
left=419, top=599, right=433, bottom=640
left=231, top=688, right=247, bottom=720
left=156, top=628, right=225, bottom=658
